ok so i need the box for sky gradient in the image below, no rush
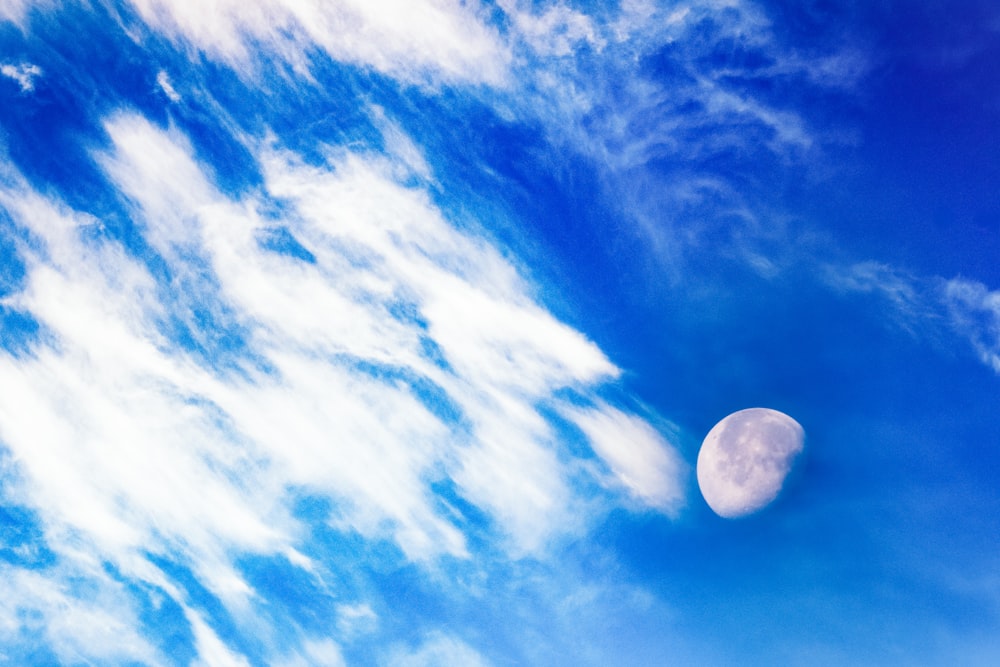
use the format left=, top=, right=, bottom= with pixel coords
left=1, top=1, right=999, bottom=665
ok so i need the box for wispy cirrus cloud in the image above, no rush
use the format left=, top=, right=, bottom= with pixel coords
left=814, top=260, right=1000, bottom=376
left=941, top=278, right=1000, bottom=374
left=389, top=632, right=492, bottom=667
left=126, top=0, right=510, bottom=85
left=505, top=0, right=845, bottom=163
left=0, top=561, right=161, bottom=665
left=272, top=638, right=346, bottom=667
left=499, top=0, right=604, bottom=58
left=0, top=108, right=684, bottom=663
left=818, top=260, right=927, bottom=326
left=0, top=0, right=33, bottom=26
left=463, top=0, right=871, bottom=290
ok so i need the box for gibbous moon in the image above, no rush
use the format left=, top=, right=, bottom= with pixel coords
left=697, top=408, right=804, bottom=518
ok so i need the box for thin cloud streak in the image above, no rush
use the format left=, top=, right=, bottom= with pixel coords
left=941, top=277, right=1000, bottom=373
left=156, top=69, right=181, bottom=102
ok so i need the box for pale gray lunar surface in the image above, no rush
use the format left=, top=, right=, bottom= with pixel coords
left=697, top=408, right=805, bottom=518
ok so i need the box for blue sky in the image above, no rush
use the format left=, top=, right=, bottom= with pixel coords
left=0, top=1, right=998, bottom=665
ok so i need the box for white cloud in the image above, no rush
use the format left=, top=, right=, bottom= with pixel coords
left=809, top=262, right=1000, bottom=375
left=0, top=562, right=162, bottom=665
left=253, top=139, right=620, bottom=552
left=156, top=69, right=181, bottom=102
left=274, top=639, right=347, bottom=667
left=1, top=62, right=42, bottom=92
left=371, top=106, right=433, bottom=181
left=187, top=609, right=252, bottom=667
left=703, top=86, right=813, bottom=151
left=500, top=0, right=865, bottom=188
left=389, top=632, right=492, bottom=667
left=0, top=0, right=34, bottom=26
left=941, top=278, right=1000, bottom=373
left=562, top=402, right=686, bottom=514
left=336, top=602, right=378, bottom=638
left=501, top=0, right=604, bottom=57
left=127, top=0, right=510, bottom=86
left=819, top=260, right=925, bottom=328
left=0, top=112, right=682, bottom=660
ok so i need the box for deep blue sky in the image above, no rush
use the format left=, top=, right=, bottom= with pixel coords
left=1, top=1, right=999, bottom=665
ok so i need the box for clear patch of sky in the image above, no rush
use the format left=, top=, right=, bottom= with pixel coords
left=762, top=0, right=1000, bottom=284
left=0, top=502, right=55, bottom=569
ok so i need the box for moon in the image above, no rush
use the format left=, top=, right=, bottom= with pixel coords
left=697, top=408, right=805, bottom=518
